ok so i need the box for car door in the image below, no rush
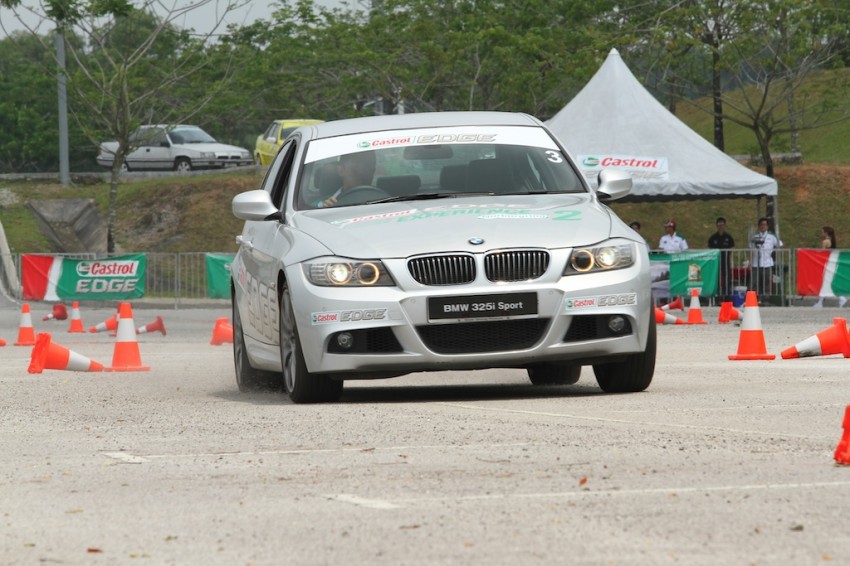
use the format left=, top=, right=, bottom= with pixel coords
left=236, top=139, right=299, bottom=347
left=126, top=127, right=171, bottom=170
left=258, top=122, right=280, bottom=165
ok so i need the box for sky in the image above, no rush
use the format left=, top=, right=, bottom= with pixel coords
left=0, top=0, right=352, bottom=38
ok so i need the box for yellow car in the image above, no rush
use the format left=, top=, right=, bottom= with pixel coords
left=254, top=119, right=324, bottom=166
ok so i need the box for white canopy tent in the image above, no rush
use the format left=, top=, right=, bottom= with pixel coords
left=546, top=48, right=778, bottom=203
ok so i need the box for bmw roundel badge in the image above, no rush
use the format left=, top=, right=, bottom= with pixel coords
left=468, top=237, right=484, bottom=245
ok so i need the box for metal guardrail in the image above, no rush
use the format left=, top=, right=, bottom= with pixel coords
left=0, top=248, right=806, bottom=308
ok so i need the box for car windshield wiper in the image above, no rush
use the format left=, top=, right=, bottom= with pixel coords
left=368, top=192, right=460, bottom=204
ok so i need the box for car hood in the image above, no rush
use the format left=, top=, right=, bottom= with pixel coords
left=292, top=195, right=618, bottom=258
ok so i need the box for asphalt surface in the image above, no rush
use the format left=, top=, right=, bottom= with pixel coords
left=2, top=303, right=850, bottom=565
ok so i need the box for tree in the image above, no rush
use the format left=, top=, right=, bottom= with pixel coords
left=0, top=0, right=243, bottom=253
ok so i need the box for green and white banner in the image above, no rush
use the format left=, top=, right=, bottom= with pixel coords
left=22, top=253, right=146, bottom=301
left=650, top=250, right=719, bottom=296
left=205, top=253, right=234, bottom=299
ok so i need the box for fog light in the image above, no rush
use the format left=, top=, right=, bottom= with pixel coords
left=336, top=332, right=354, bottom=349
left=607, top=315, right=626, bottom=334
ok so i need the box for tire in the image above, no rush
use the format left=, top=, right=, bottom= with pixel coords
left=279, top=283, right=343, bottom=404
left=174, top=157, right=192, bottom=173
left=232, top=297, right=282, bottom=392
left=592, top=317, right=656, bottom=393
left=120, top=162, right=129, bottom=173
left=527, top=363, right=581, bottom=385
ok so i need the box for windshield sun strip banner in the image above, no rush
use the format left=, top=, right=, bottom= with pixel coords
left=305, top=126, right=561, bottom=164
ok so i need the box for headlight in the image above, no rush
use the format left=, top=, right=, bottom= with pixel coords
left=241, top=151, right=251, bottom=159
left=564, top=243, right=634, bottom=275
left=304, top=258, right=395, bottom=287
left=200, top=152, right=215, bottom=159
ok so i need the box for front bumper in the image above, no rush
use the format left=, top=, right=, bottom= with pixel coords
left=288, top=254, right=652, bottom=376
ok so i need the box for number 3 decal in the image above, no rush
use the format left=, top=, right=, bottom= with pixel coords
left=545, top=150, right=563, bottom=163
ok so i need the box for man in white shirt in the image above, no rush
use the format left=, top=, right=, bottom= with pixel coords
left=658, top=220, right=688, bottom=253
left=750, top=217, right=782, bottom=297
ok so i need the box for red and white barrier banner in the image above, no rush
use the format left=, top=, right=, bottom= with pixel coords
left=797, top=249, right=850, bottom=297
left=22, top=254, right=146, bottom=301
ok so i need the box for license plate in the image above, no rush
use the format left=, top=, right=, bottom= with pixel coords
left=428, top=292, right=538, bottom=320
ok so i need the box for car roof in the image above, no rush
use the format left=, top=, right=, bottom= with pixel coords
left=274, top=119, right=323, bottom=126
left=307, top=111, right=544, bottom=140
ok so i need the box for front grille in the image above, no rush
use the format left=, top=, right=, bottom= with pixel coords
left=485, top=250, right=550, bottom=282
left=408, top=254, right=475, bottom=285
left=563, top=315, right=633, bottom=342
left=416, top=319, right=550, bottom=354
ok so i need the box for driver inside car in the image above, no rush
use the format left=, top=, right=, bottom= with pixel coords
left=315, top=150, right=377, bottom=208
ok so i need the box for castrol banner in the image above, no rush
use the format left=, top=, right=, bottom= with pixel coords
left=22, top=254, right=146, bottom=301
left=576, top=154, right=669, bottom=182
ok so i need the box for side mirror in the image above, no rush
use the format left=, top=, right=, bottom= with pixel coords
left=160, top=140, right=170, bottom=148
left=596, top=169, right=632, bottom=201
left=232, top=189, right=280, bottom=221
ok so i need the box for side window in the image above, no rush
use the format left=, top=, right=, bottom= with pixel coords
left=265, top=139, right=298, bottom=209
left=267, top=123, right=279, bottom=141
left=142, top=128, right=166, bottom=147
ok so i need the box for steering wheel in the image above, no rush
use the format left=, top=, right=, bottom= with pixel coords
left=334, top=185, right=390, bottom=206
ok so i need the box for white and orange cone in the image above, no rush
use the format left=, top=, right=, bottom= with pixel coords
left=14, top=303, right=37, bottom=346
left=28, top=332, right=104, bottom=373
left=136, top=315, right=166, bottom=336
left=655, top=307, right=685, bottom=325
left=106, top=303, right=150, bottom=372
left=0, top=337, right=7, bottom=347
left=661, top=296, right=685, bottom=312
left=685, top=288, right=707, bottom=325
left=67, top=301, right=85, bottom=333
left=781, top=317, right=850, bottom=359
left=210, top=317, right=233, bottom=345
left=42, top=303, right=68, bottom=321
left=728, top=291, right=775, bottom=360
left=718, top=301, right=743, bottom=324
left=835, top=406, right=850, bottom=466
left=89, top=313, right=118, bottom=334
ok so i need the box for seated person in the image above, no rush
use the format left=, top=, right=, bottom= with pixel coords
left=315, top=151, right=377, bottom=208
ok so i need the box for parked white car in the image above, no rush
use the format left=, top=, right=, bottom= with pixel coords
left=97, top=125, right=253, bottom=172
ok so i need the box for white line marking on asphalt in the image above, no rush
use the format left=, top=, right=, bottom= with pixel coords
left=101, top=451, right=148, bottom=463
left=393, top=480, right=850, bottom=504
left=328, top=494, right=400, bottom=509
left=138, top=442, right=538, bottom=459
left=435, top=402, right=821, bottom=439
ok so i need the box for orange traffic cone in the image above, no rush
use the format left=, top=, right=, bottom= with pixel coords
left=67, top=301, right=85, bottom=333
left=835, top=406, right=850, bottom=466
left=781, top=317, right=850, bottom=359
left=210, top=317, right=233, bottom=345
left=14, top=303, right=37, bottom=346
left=718, top=301, right=743, bottom=324
left=28, top=332, right=104, bottom=374
left=685, top=289, right=707, bottom=325
left=655, top=307, right=685, bottom=325
left=0, top=337, right=6, bottom=347
left=137, top=315, right=166, bottom=336
left=42, top=303, right=68, bottom=321
left=106, top=303, right=150, bottom=372
left=89, top=313, right=118, bottom=334
left=729, top=291, right=775, bottom=360
left=661, top=296, right=685, bottom=312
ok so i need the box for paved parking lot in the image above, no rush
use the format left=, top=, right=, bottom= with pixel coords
left=2, top=302, right=849, bottom=564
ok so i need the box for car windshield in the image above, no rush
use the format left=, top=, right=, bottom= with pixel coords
left=296, top=125, right=585, bottom=210
left=169, top=126, right=216, bottom=144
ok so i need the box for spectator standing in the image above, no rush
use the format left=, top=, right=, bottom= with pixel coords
left=629, top=221, right=647, bottom=245
left=813, top=226, right=847, bottom=308
left=708, top=217, right=735, bottom=299
left=658, top=219, right=688, bottom=253
left=750, top=217, right=782, bottom=299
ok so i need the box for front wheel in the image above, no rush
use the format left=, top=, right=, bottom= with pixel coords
left=174, top=157, right=192, bottom=173
left=233, top=297, right=282, bottom=392
left=592, top=318, right=656, bottom=393
left=279, top=283, right=343, bottom=403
